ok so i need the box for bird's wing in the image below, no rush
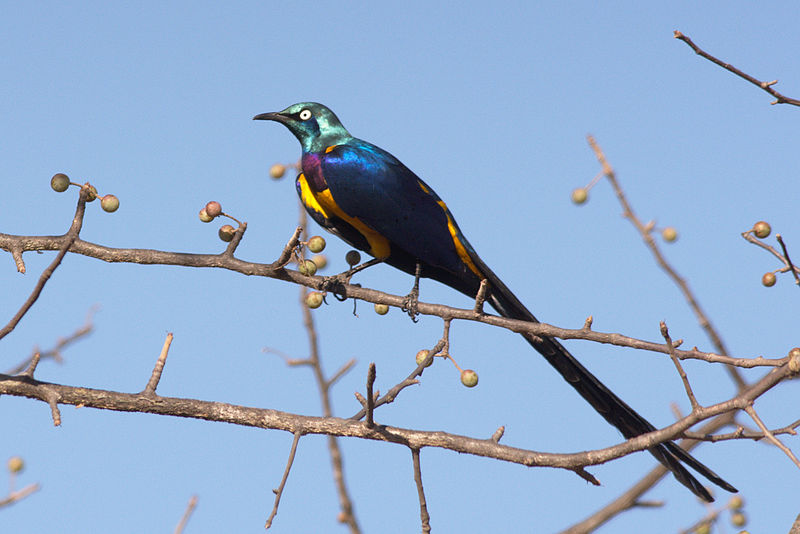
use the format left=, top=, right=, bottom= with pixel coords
left=319, top=141, right=481, bottom=282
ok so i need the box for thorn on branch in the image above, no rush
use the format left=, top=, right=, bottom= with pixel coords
left=143, top=333, right=174, bottom=395
left=473, top=279, right=489, bottom=315
left=491, top=426, right=505, bottom=443
left=660, top=321, right=700, bottom=411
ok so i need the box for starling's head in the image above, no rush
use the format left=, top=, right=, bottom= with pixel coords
left=254, top=102, right=351, bottom=152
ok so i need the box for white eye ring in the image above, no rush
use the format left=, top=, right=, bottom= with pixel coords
left=299, top=109, right=312, bottom=120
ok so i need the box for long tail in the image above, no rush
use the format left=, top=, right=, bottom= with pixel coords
left=470, top=259, right=736, bottom=501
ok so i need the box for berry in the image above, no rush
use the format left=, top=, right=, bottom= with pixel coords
left=84, top=184, right=98, bottom=202
left=571, top=187, right=588, bottom=204
left=311, top=254, right=327, bottom=270
left=50, top=173, right=70, bottom=192
left=415, top=350, right=432, bottom=368
left=374, top=303, right=389, bottom=315
left=199, top=209, right=214, bottom=223
left=305, top=291, right=324, bottom=309
left=661, top=227, right=678, bottom=243
left=7, top=456, right=24, bottom=473
left=307, top=235, right=326, bottom=253
left=460, top=369, right=479, bottom=387
left=100, top=194, right=119, bottom=213
left=298, top=259, right=317, bottom=276
left=731, top=512, right=746, bottom=527
left=269, top=164, right=286, bottom=179
left=761, top=272, right=776, bottom=287
left=218, top=224, right=236, bottom=242
left=728, top=495, right=744, bottom=510
left=205, top=201, right=222, bottom=218
left=345, top=250, right=361, bottom=266
left=753, top=221, right=771, bottom=239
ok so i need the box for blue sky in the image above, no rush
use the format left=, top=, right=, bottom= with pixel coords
left=2, top=2, right=798, bottom=532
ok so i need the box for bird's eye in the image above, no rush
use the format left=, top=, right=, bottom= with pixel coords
left=299, top=109, right=312, bottom=120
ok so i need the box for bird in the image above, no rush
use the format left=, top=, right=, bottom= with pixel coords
left=254, top=102, right=736, bottom=501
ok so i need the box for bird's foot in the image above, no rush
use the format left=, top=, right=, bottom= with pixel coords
left=401, top=287, right=420, bottom=323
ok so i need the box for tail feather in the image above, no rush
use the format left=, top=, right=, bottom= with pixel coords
left=471, top=259, right=736, bottom=501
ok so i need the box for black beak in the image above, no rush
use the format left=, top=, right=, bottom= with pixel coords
left=253, top=112, right=288, bottom=123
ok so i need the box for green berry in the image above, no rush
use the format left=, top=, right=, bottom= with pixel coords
left=762, top=272, right=776, bottom=287
left=218, top=224, right=236, bottom=242
left=460, top=369, right=479, bottom=387
left=305, top=291, right=324, bottom=309
left=571, top=187, right=588, bottom=205
left=298, top=259, right=317, bottom=276
left=661, top=227, right=678, bottom=243
left=50, top=173, right=70, bottom=192
left=753, top=221, right=771, bottom=239
left=415, top=350, right=432, bottom=368
left=205, top=201, right=222, bottom=218
left=199, top=208, right=214, bottom=223
left=374, top=303, right=389, bottom=315
left=345, top=250, right=361, bottom=266
left=307, top=235, right=326, bottom=253
left=269, top=163, right=286, bottom=179
left=7, top=456, right=24, bottom=473
left=100, top=194, right=119, bottom=213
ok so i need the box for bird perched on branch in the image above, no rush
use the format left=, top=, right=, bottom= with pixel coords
left=254, top=102, right=736, bottom=501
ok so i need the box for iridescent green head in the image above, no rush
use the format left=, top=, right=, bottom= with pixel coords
left=253, top=102, right=352, bottom=152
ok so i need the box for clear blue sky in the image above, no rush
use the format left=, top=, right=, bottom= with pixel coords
left=2, top=2, right=798, bottom=532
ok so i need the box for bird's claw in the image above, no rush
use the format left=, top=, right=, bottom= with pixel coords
left=401, top=287, right=420, bottom=322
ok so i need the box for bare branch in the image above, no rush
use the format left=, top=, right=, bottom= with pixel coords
left=744, top=405, right=800, bottom=469
left=411, top=448, right=431, bottom=534
left=265, top=432, right=302, bottom=529
left=173, top=495, right=198, bottom=534
left=660, top=322, right=699, bottom=411
left=674, top=30, right=800, bottom=106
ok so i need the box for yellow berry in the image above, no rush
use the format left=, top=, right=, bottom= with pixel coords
left=753, top=221, right=771, bottom=239
left=571, top=187, right=588, bottom=204
left=307, top=236, right=326, bottom=253
left=415, top=350, right=432, bottom=368
left=269, top=164, right=286, bottom=179
left=311, top=254, right=327, bottom=270
left=661, top=227, right=678, bottom=243
left=101, top=194, right=119, bottom=213
left=305, top=291, right=324, bottom=309
left=7, top=456, right=24, bottom=473
left=199, top=208, right=213, bottom=223
left=374, top=303, right=389, bottom=315
left=731, top=512, right=746, bottom=527
left=460, top=369, right=479, bottom=387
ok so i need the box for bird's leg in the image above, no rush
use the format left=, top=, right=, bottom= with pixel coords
left=401, top=262, right=422, bottom=322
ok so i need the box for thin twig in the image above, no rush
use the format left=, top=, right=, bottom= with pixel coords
left=265, top=432, right=302, bottom=529
left=0, top=189, right=88, bottom=342
left=587, top=135, right=746, bottom=390
left=660, top=322, right=699, bottom=411
left=776, top=234, right=800, bottom=285
left=674, top=30, right=800, bottom=106
left=411, top=448, right=431, bottom=534
left=173, top=495, right=198, bottom=534
left=744, top=405, right=800, bottom=469
left=0, top=483, right=40, bottom=508
left=473, top=279, right=489, bottom=314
